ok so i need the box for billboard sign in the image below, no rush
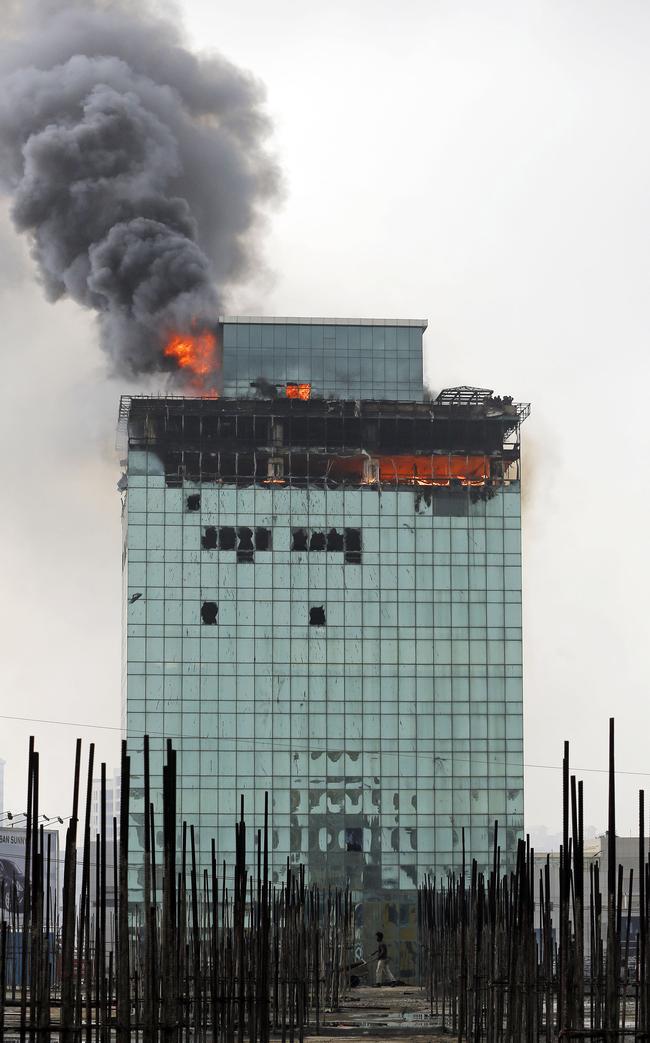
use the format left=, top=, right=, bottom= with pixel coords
left=0, top=828, right=59, bottom=915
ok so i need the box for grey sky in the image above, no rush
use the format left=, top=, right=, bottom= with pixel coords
left=1, top=0, right=649, bottom=842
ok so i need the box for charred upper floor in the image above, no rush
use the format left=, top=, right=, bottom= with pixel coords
left=119, top=387, right=529, bottom=490
left=122, top=388, right=529, bottom=454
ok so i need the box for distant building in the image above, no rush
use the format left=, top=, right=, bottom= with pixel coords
left=534, top=835, right=643, bottom=952
left=89, top=771, right=121, bottom=840
left=87, top=772, right=120, bottom=929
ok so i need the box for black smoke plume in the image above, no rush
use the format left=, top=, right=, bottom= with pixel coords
left=0, top=0, right=279, bottom=378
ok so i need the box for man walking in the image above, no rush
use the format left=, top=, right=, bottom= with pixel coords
left=372, top=931, right=396, bottom=986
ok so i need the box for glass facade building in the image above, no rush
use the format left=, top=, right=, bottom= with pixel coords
left=220, top=316, right=425, bottom=400
left=120, top=317, right=528, bottom=974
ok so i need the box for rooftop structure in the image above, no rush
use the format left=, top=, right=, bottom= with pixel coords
left=218, top=316, right=427, bottom=401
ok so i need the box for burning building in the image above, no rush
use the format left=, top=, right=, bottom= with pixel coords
left=119, top=316, right=529, bottom=973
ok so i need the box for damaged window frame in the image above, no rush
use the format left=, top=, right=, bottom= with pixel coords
left=123, top=395, right=529, bottom=494
left=200, top=601, right=218, bottom=625
left=201, top=525, right=272, bottom=561
left=309, top=605, right=326, bottom=627
left=292, top=527, right=362, bottom=563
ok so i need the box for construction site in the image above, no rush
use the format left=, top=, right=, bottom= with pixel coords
left=1, top=720, right=649, bottom=1040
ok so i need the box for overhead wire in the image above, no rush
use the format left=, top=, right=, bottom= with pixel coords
left=1, top=711, right=649, bottom=778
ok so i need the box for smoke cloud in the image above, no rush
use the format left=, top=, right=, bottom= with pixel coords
left=0, top=0, right=280, bottom=379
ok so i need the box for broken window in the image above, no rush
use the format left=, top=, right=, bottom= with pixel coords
left=219, top=415, right=236, bottom=440
left=201, top=526, right=218, bottom=550
left=237, top=453, right=255, bottom=477
left=167, top=413, right=183, bottom=436
left=345, top=827, right=363, bottom=853
left=291, top=527, right=361, bottom=562
left=202, top=453, right=219, bottom=477
left=344, top=528, right=362, bottom=564
left=165, top=450, right=182, bottom=486
left=201, top=602, right=218, bottom=625
left=255, top=528, right=271, bottom=551
left=308, top=456, right=327, bottom=480
left=267, top=457, right=284, bottom=480
left=186, top=494, right=200, bottom=512
left=184, top=452, right=200, bottom=478
left=203, top=525, right=272, bottom=560
left=363, top=458, right=380, bottom=484
left=218, top=527, right=237, bottom=551
left=286, top=382, right=311, bottom=400
left=309, top=531, right=326, bottom=551
left=326, top=528, right=344, bottom=552
left=270, top=419, right=284, bottom=446
left=237, top=526, right=254, bottom=563
left=309, top=605, right=326, bottom=626
left=292, top=528, right=308, bottom=551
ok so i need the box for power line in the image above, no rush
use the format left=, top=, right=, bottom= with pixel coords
left=1, top=712, right=648, bottom=779
left=1, top=713, right=120, bottom=732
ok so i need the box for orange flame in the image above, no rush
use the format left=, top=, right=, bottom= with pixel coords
left=286, top=382, right=312, bottom=400
left=163, top=329, right=218, bottom=394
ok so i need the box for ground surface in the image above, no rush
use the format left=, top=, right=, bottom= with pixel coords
left=311, top=984, right=446, bottom=1041
left=1, top=984, right=444, bottom=1041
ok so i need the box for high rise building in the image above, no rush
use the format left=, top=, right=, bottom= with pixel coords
left=87, top=771, right=121, bottom=924
left=89, top=770, right=122, bottom=840
left=120, top=316, right=529, bottom=973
